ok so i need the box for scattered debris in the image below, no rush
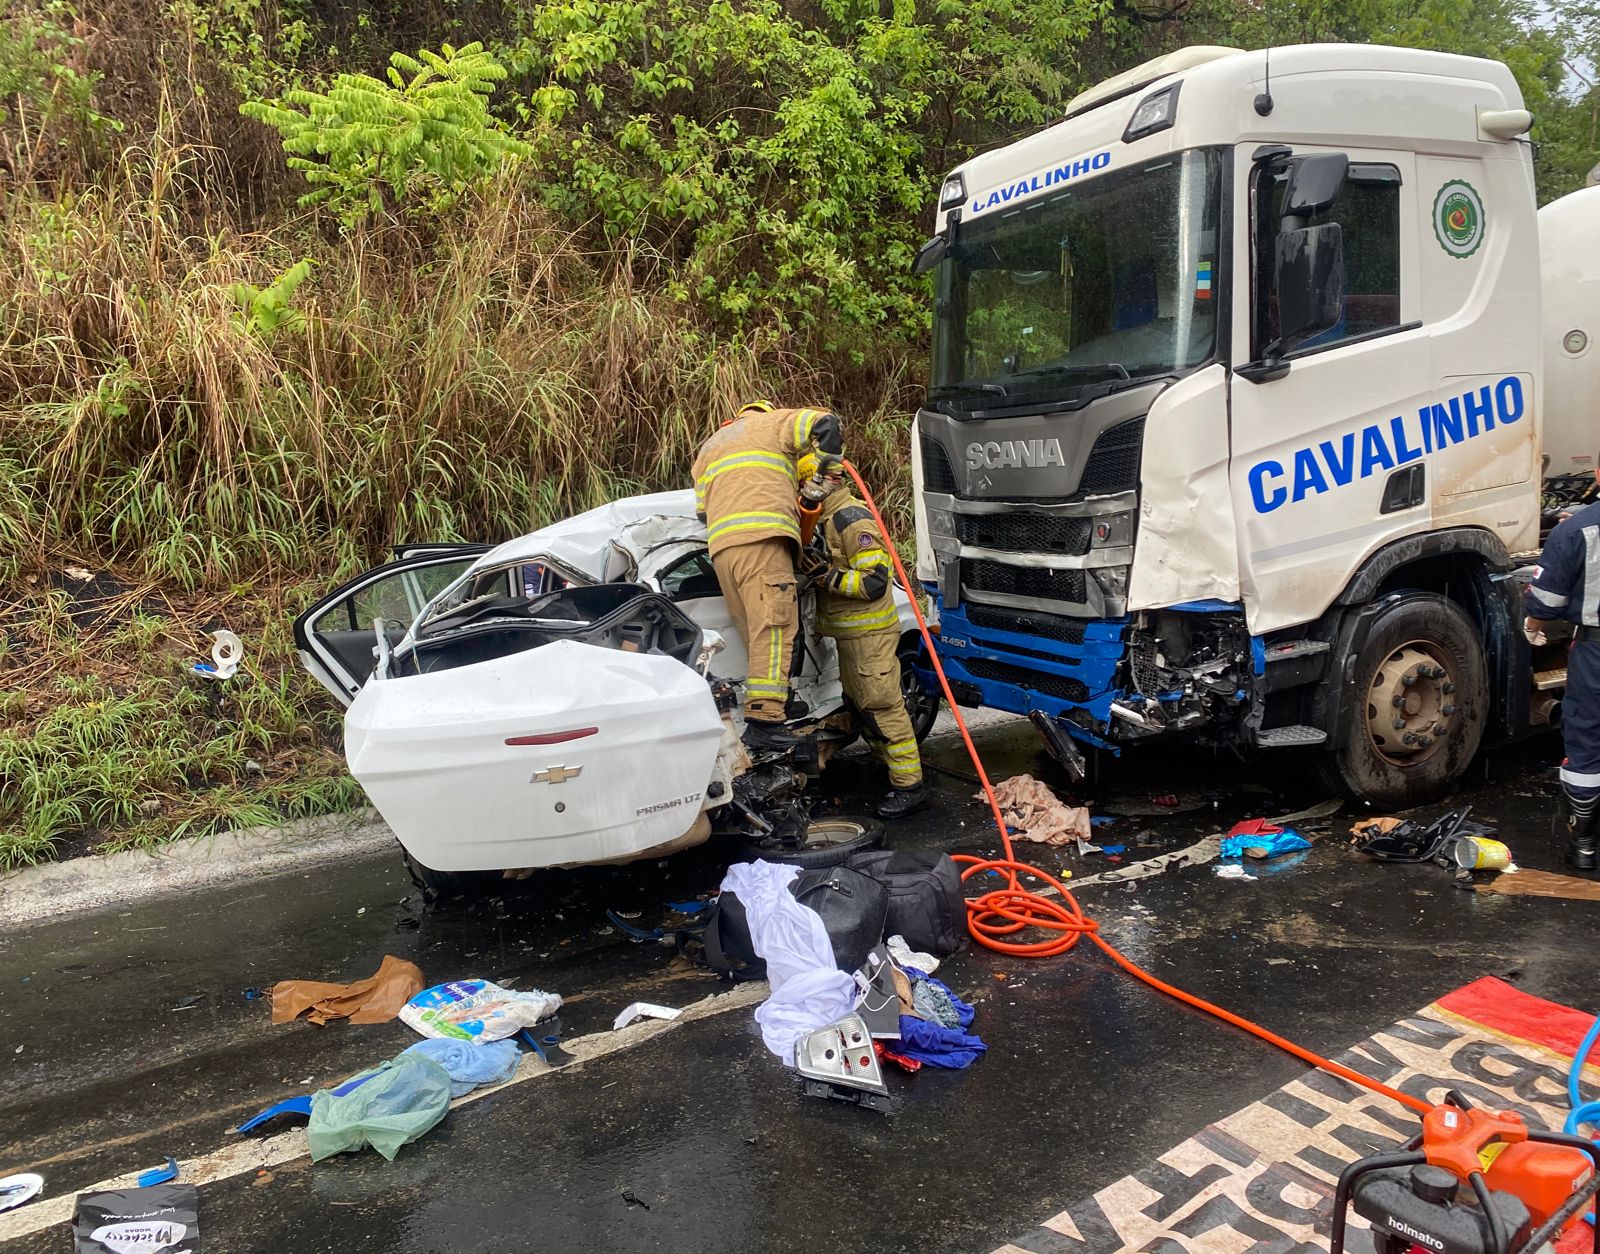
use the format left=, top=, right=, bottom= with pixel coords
left=307, top=1054, right=452, bottom=1162
left=1215, top=864, right=1257, bottom=881
left=1477, top=869, right=1600, bottom=902
left=252, top=1170, right=274, bottom=1187
left=63, top=565, right=93, bottom=582
left=1220, top=820, right=1311, bottom=860
left=133, top=1157, right=178, bottom=1188
left=169, top=994, right=204, bottom=1011
left=0, top=1173, right=43, bottom=1214
left=272, top=955, right=425, bottom=1027
left=981, top=774, right=1092, bottom=845
left=605, top=909, right=665, bottom=942
left=73, top=1183, right=200, bottom=1253
left=1453, top=836, right=1512, bottom=871
left=796, top=1014, right=891, bottom=1112
left=241, top=988, right=263, bottom=1001
left=192, top=628, right=244, bottom=681
left=400, top=979, right=562, bottom=1043
left=612, top=1002, right=683, bottom=1030
left=399, top=1038, right=520, bottom=1098
left=620, top=1190, right=651, bottom=1210
left=885, top=934, right=939, bottom=976
left=1350, top=807, right=1490, bottom=874
left=664, top=900, right=709, bottom=916
left=1151, top=794, right=1178, bottom=808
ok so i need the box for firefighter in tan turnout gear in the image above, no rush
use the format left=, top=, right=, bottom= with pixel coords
left=802, top=468, right=928, bottom=820
left=692, top=401, right=844, bottom=752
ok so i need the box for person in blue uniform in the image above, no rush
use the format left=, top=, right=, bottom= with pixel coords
left=1525, top=482, right=1600, bottom=870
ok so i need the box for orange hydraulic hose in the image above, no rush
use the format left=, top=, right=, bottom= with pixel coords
left=840, top=459, right=1431, bottom=1116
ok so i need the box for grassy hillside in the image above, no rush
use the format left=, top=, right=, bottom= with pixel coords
left=1, top=0, right=1594, bottom=866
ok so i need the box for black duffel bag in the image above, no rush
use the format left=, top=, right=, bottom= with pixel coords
left=846, top=848, right=967, bottom=957
left=700, top=865, right=889, bottom=979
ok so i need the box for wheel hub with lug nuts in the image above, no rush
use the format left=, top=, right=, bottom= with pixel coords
left=1366, top=643, right=1456, bottom=764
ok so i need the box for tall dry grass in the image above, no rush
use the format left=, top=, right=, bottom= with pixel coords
left=1, top=126, right=921, bottom=592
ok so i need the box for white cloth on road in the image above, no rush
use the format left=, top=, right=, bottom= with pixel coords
left=720, top=859, right=857, bottom=1064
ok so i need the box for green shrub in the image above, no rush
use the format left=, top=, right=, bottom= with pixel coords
left=243, top=42, right=530, bottom=225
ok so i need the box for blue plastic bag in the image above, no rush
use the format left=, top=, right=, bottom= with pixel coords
left=1220, top=827, right=1310, bottom=859
left=400, top=1038, right=520, bottom=1098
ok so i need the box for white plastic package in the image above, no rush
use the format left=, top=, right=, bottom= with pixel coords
left=399, top=979, right=562, bottom=1042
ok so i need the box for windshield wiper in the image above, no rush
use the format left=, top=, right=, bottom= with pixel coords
left=929, top=381, right=1009, bottom=400
left=999, top=362, right=1131, bottom=386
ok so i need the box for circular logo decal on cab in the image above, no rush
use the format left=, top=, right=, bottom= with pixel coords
left=1433, top=180, right=1485, bottom=258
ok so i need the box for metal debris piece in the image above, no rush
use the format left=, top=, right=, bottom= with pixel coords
left=795, top=1014, right=891, bottom=1113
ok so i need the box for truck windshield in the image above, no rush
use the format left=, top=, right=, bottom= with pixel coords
left=931, top=148, right=1224, bottom=408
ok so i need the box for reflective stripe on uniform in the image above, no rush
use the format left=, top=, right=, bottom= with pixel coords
left=707, top=511, right=801, bottom=545
left=1585, top=525, right=1600, bottom=627
left=833, top=570, right=863, bottom=598
left=791, top=408, right=822, bottom=449
left=849, top=548, right=889, bottom=571
left=1562, top=765, right=1600, bottom=788
left=695, top=451, right=797, bottom=494
left=1530, top=585, right=1571, bottom=608
left=818, top=604, right=901, bottom=635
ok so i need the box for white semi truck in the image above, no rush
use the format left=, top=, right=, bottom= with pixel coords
left=910, top=43, right=1599, bottom=804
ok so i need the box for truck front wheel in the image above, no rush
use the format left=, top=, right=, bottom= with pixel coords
left=1325, top=593, right=1488, bottom=807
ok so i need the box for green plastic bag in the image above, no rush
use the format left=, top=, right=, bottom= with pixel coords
left=307, top=1054, right=452, bottom=1162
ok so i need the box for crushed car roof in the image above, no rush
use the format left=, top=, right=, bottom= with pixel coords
left=467, top=490, right=703, bottom=581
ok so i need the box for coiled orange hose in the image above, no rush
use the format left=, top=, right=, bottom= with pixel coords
left=842, top=459, right=1430, bottom=1115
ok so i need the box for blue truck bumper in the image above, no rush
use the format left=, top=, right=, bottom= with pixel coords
left=914, top=595, right=1126, bottom=751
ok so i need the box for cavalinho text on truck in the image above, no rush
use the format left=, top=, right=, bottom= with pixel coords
left=910, top=43, right=1600, bottom=805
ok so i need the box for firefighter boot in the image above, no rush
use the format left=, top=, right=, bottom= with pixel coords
left=742, top=718, right=803, bottom=755
left=1560, top=798, right=1599, bottom=872
left=876, top=782, right=929, bottom=821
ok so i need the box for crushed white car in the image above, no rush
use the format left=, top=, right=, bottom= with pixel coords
left=294, top=491, right=937, bottom=893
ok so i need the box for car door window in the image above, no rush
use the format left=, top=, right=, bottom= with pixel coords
left=657, top=551, right=724, bottom=602
left=296, top=551, right=492, bottom=702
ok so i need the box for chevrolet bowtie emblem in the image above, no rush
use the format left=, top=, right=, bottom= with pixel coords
left=532, top=764, right=582, bottom=785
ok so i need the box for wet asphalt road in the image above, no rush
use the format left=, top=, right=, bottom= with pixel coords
left=3, top=721, right=1598, bottom=1253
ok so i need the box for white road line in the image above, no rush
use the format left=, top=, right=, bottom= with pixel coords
left=0, top=983, right=766, bottom=1243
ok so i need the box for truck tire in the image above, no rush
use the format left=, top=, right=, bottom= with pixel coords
left=738, top=817, right=885, bottom=868
left=900, top=645, right=940, bottom=744
left=1324, top=593, right=1488, bottom=807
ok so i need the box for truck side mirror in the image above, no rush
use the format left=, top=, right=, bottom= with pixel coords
left=1281, top=153, right=1348, bottom=219
left=913, top=235, right=947, bottom=274
left=1275, top=222, right=1345, bottom=353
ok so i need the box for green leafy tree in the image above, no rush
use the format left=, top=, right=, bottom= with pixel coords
left=243, top=42, right=530, bottom=225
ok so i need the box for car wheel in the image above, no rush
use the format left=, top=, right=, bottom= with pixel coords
left=403, top=852, right=504, bottom=901
left=900, top=644, right=940, bottom=743
left=738, top=816, right=885, bottom=868
left=1323, top=593, right=1487, bottom=808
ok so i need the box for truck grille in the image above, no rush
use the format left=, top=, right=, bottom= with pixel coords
left=963, top=657, right=1090, bottom=703
left=922, top=417, right=1144, bottom=501
left=963, top=604, right=1087, bottom=644
left=955, top=513, right=1091, bottom=556
left=921, top=437, right=958, bottom=494
left=1080, top=419, right=1144, bottom=495
left=962, top=559, right=1086, bottom=604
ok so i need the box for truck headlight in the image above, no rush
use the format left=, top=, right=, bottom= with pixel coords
left=1123, top=82, right=1180, bottom=143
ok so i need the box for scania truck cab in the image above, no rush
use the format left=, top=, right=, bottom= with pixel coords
left=912, top=43, right=1598, bottom=805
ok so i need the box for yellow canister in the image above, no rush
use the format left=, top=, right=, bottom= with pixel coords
left=1454, top=837, right=1512, bottom=871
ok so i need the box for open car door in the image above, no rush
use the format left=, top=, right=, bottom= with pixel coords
left=294, top=546, right=493, bottom=704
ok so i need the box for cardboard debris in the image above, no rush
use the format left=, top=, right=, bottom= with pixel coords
left=271, top=955, right=425, bottom=1026
left=1475, top=868, right=1600, bottom=902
